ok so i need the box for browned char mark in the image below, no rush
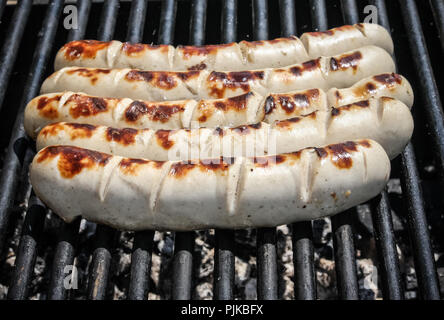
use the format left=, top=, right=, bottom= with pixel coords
left=330, top=51, right=363, bottom=73
left=207, top=71, right=265, bottom=98
left=121, top=42, right=170, bottom=56
left=125, top=101, right=185, bottom=123
left=155, top=130, right=174, bottom=149
left=331, top=99, right=370, bottom=116
left=66, top=68, right=111, bottom=85
left=63, top=40, right=111, bottom=60
left=67, top=94, right=109, bottom=118
left=125, top=70, right=200, bottom=90
left=106, top=127, right=138, bottom=145
left=36, top=145, right=111, bottom=178
left=36, top=95, right=62, bottom=119
left=306, top=25, right=356, bottom=37
left=289, top=59, right=321, bottom=77
left=314, top=140, right=371, bottom=169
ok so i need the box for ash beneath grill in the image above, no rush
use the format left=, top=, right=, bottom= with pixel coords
left=0, top=180, right=442, bottom=300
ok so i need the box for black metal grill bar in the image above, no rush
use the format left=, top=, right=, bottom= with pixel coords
left=213, top=0, right=236, bottom=301
left=370, top=192, right=404, bottom=299
left=291, top=222, right=316, bottom=299
left=126, top=0, right=148, bottom=43
left=86, top=0, right=120, bottom=300
left=252, top=0, right=278, bottom=301
left=0, top=0, right=6, bottom=20
left=343, top=0, right=404, bottom=300
left=158, top=0, right=177, bottom=45
left=398, top=0, right=441, bottom=300
left=67, top=0, right=92, bottom=42
left=430, top=0, right=444, bottom=53
left=189, top=0, right=207, bottom=45
left=317, top=0, right=359, bottom=300
left=7, top=196, right=47, bottom=300
left=128, top=230, right=154, bottom=300
left=362, top=0, right=404, bottom=300
left=278, top=0, right=317, bottom=301
left=340, top=0, right=359, bottom=25
left=157, top=0, right=195, bottom=302
left=214, top=230, right=235, bottom=300
left=278, top=0, right=296, bottom=38
left=0, top=0, right=63, bottom=257
left=172, top=232, right=194, bottom=300
left=221, top=0, right=237, bottom=43
left=309, top=0, right=328, bottom=31
left=47, top=218, right=81, bottom=300
left=124, top=0, right=155, bottom=301
left=47, top=0, right=92, bottom=300
left=0, top=0, right=32, bottom=113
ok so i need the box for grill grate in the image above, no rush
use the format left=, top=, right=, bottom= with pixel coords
left=0, top=0, right=442, bottom=300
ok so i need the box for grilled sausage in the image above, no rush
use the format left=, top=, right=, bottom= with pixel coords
left=30, top=140, right=390, bottom=230
left=41, top=46, right=396, bottom=101
left=36, top=97, right=413, bottom=160
left=54, top=23, right=393, bottom=71
left=26, top=73, right=413, bottom=139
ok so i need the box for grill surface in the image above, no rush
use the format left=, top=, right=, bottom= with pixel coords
left=0, top=0, right=442, bottom=300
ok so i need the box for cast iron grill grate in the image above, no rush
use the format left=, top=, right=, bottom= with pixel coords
left=0, top=0, right=442, bottom=300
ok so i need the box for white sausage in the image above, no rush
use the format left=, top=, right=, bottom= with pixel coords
left=54, top=23, right=393, bottom=71
left=41, top=46, right=396, bottom=101
left=30, top=140, right=390, bottom=230
left=26, top=73, right=413, bottom=139
left=36, top=97, right=413, bottom=160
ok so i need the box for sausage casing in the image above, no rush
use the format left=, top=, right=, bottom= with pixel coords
left=30, top=140, right=390, bottom=230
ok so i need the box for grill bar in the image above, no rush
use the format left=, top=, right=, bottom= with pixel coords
left=87, top=225, right=115, bottom=300
left=213, top=0, right=236, bottom=301
left=221, top=0, right=237, bottom=42
left=158, top=0, right=177, bottom=45
left=7, top=196, right=46, bottom=300
left=430, top=0, right=444, bottom=53
left=128, top=230, right=154, bottom=300
left=86, top=0, right=120, bottom=300
left=370, top=192, right=404, bottom=299
left=172, top=232, right=194, bottom=300
left=0, top=0, right=32, bottom=113
left=340, top=0, right=359, bottom=25
left=0, top=0, right=63, bottom=256
left=126, top=0, right=148, bottom=43
left=399, top=0, right=441, bottom=300
left=189, top=0, right=207, bottom=45
left=0, top=0, right=6, bottom=20
left=279, top=0, right=317, bottom=300
left=47, top=0, right=92, bottom=300
left=67, top=0, right=92, bottom=42
left=314, top=0, right=359, bottom=300
left=309, top=0, right=328, bottom=31
left=165, top=0, right=196, bottom=301
left=47, top=218, right=81, bottom=300
left=365, top=0, right=404, bottom=300
left=252, top=0, right=278, bottom=301
left=124, top=0, right=155, bottom=301
left=278, top=0, right=296, bottom=38
left=291, top=222, right=316, bottom=299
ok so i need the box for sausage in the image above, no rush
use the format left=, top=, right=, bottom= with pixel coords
left=54, top=23, right=393, bottom=71
left=300, top=23, right=393, bottom=59
left=41, top=46, right=396, bottom=101
left=327, top=73, right=414, bottom=109
left=36, top=97, right=413, bottom=160
left=29, top=140, right=390, bottom=230
left=27, top=72, right=412, bottom=139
